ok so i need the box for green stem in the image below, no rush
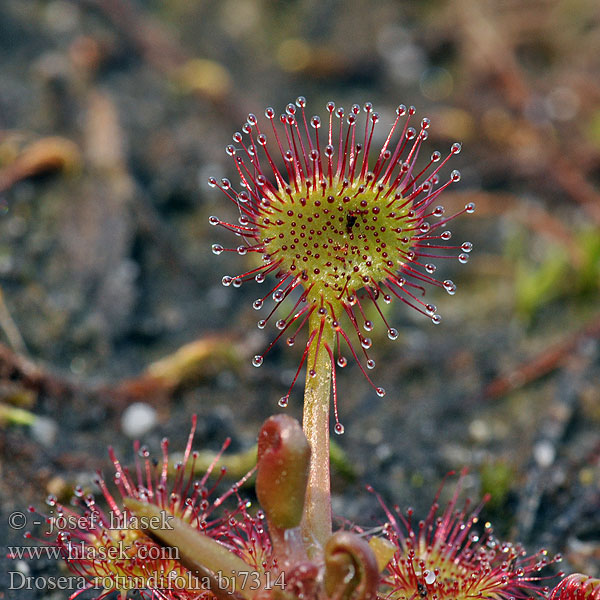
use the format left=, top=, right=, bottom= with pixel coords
left=301, top=310, right=335, bottom=552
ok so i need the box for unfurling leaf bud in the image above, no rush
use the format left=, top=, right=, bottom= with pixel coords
left=256, top=414, right=310, bottom=530
left=324, top=531, right=379, bottom=600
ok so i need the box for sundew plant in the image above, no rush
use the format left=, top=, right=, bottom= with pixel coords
left=28, top=99, right=592, bottom=600
left=209, top=97, right=473, bottom=545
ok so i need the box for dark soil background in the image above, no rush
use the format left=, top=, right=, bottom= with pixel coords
left=1, top=1, right=599, bottom=598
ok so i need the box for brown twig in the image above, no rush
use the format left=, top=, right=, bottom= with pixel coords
left=0, top=136, right=80, bottom=194
left=0, top=342, right=75, bottom=399
left=115, top=333, right=251, bottom=401
left=0, top=327, right=255, bottom=408
left=483, top=313, right=600, bottom=400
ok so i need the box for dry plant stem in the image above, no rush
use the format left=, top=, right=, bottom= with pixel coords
left=483, top=312, right=600, bottom=400
left=0, top=342, right=72, bottom=398
left=301, top=311, right=335, bottom=551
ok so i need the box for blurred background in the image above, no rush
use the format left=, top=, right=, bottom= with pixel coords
left=1, top=0, right=599, bottom=596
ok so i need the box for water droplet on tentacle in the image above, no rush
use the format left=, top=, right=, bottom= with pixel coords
left=443, top=279, right=457, bottom=295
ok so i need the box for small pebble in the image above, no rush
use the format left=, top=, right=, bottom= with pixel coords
left=365, top=427, right=383, bottom=444
left=121, top=403, right=157, bottom=438
left=14, top=560, right=30, bottom=576
left=533, top=441, right=555, bottom=468
left=31, top=416, right=58, bottom=446
left=469, top=419, right=490, bottom=442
